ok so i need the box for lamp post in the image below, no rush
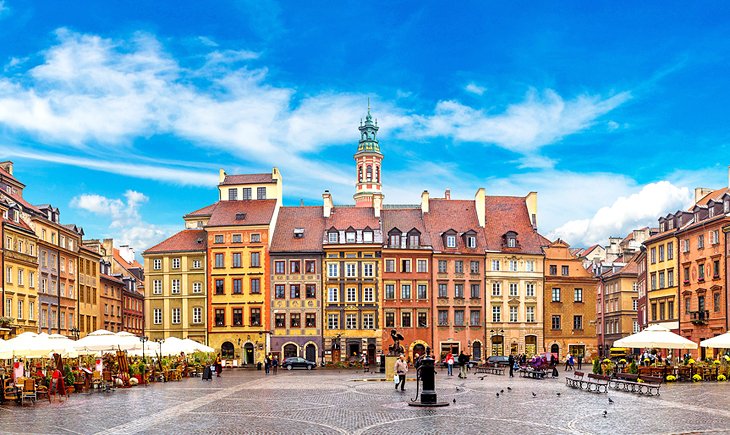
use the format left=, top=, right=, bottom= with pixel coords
left=155, top=338, right=164, bottom=382
left=140, top=336, right=148, bottom=385
left=70, top=327, right=80, bottom=340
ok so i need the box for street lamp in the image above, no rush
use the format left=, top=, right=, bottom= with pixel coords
left=140, top=336, right=148, bottom=385
left=70, top=327, right=80, bottom=340
left=155, top=338, right=164, bottom=382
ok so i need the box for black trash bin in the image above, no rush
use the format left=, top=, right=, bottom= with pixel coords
left=257, top=362, right=262, bottom=371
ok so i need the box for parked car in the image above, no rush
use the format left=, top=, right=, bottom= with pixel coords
left=486, top=356, right=511, bottom=367
left=282, top=357, right=317, bottom=370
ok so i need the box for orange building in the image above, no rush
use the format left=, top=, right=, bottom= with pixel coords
left=381, top=208, right=433, bottom=361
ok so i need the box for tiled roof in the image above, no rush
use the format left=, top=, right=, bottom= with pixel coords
left=484, top=196, right=544, bottom=255
left=382, top=208, right=432, bottom=246
left=696, top=187, right=729, bottom=206
left=144, top=229, right=207, bottom=254
left=113, top=248, right=144, bottom=270
left=270, top=206, right=325, bottom=253
left=220, top=173, right=274, bottom=186
left=100, top=273, right=124, bottom=285
left=0, top=165, right=24, bottom=187
left=423, top=199, right=486, bottom=252
left=325, top=207, right=379, bottom=230
left=0, top=214, right=35, bottom=234
left=184, top=203, right=218, bottom=217
left=0, top=188, right=41, bottom=214
left=206, top=199, right=277, bottom=227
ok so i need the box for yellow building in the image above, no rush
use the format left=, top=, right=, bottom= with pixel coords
left=143, top=229, right=207, bottom=344
left=1, top=204, right=39, bottom=336
left=645, top=215, right=680, bottom=331
left=322, top=195, right=383, bottom=363
left=78, top=246, right=100, bottom=337
left=600, top=255, right=640, bottom=350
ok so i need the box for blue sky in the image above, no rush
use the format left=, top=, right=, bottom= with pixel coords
left=0, top=1, right=728, bottom=251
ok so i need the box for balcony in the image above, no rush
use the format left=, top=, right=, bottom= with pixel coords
left=689, top=310, right=710, bottom=325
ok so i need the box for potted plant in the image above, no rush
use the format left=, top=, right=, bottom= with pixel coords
left=665, top=375, right=677, bottom=382
left=692, top=374, right=702, bottom=382
left=718, top=374, right=727, bottom=382
left=592, top=358, right=601, bottom=374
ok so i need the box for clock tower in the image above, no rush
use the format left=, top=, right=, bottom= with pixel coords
left=353, top=102, right=384, bottom=209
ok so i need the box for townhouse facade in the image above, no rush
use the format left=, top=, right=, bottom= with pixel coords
left=599, top=255, right=640, bottom=352
left=78, top=245, right=101, bottom=337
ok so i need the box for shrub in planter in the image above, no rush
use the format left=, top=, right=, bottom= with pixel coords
left=592, top=359, right=601, bottom=374
left=628, top=361, right=639, bottom=374
left=692, top=374, right=702, bottom=382
left=717, top=374, right=727, bottom=382
left=665, top=375, right=677, bottom=382
left=619, top=359, right=627, bottom=365
left=688, top=358, right=696, bottom=365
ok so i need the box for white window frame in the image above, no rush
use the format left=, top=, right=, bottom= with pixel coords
left=193, top=307, right=202, bottom=324
left=153, top=280, right=162, bottom=295
left=172, top=258, right=181, bottom=269
left=171, top=279, right=181, bottom=294
left=363, top=287, right=374, bottom=302
left=153, top=259, right=162, bottom=270
left=491, top=260, right=500, bottom=271
left=153, top=308, right=162, bottom=324
left=346, top=287, right=357, bottom=302
left=327, top=263, right=339, bottom=278
left=172, top=308, right=181, bottom=324
left=446, top=235, right=456, bottom=248
left=193, top=282, right=202, bottom=293
left=363, top=263, right=374, bottom=277
left=328, top=287, right=339, bottom=302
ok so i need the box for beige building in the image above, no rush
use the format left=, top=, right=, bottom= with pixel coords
left=599, top=255, right=640, bottom=351
left=143, top=229, right=207, bottom=343
left=78, top=245, right=101, bottom=337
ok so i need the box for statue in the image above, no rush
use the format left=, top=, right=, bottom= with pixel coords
left=388, top=329, right=405, bottom=356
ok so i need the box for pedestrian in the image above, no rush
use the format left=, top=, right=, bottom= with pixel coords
left=362, top=351, right=369, bottom=373
left=394, top=354, right=408, bottom=391
left=49, top=366, right=66, bottom=402
left=264, top=354, right=271, bottom=375
left=577, top=356, right=582, bottom=370
left=564, top=355, right=571, bottom=371
left=458, top=351, right=468, bottom=379
left=272, top=355, right=279, bottom=374
left=446, top=352, right=454, bottom=376
left=508, top=353, right=515, bottom=378
left=215, top=354, right=223, bottom=377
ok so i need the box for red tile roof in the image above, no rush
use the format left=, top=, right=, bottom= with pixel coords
left=220, top=173, right=274, bottom=186
left=325, top=207, right=379, bottom=230
left=0, top=213, right=35, bottom=234
left=0, top=165, right=24, bottom=187
left=270, top=206, right=325, bottom=253
left=184, top=203, right=218, bottom=217
left=696, top=187, right=729, bottom=206
left=382, top=209, right=432, bottom=247
left=423, top=199, right=486, bottom=252
left=484, top=196, right=545, bottom=255
left=144, top=229, right=207, bottom=254
left=113, top=248, right=144, bottom=270
left=100, top=273, right=124, bottom=285
left=206, top=200, right=277, bottom=227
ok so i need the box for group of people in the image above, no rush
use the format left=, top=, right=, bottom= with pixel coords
left=442, top=351, right=471, bottom=379
left=264, top=354, right=279, bottom=374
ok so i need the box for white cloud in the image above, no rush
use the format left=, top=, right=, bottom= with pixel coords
left=465, top=82, right=486, bottom=95
left=70, top=190, right=171, bottom=250
left=549, top=181, right=693, bottom=246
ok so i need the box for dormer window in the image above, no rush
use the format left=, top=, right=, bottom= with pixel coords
left=507, top=238, right=516, bottom=248
left=446, top=235, right=456, bottom=248
left=328, top=230, right=338, bottom=244
left=725, top=200, right=730, bottom=213
left=363, top=228, right=373, bottom=243
left=235, top=213, right=246, bottom=221
left=390, top=234, right=400, bottom=248
left=345, top=229, right=356, bottom=243
left=503, top=231, right=518, bottom=248
left=709, top=207, right=715, bottom=218
left=408, top=230, right=420, bottom=248
left=294, top=228, right=305, bottom=239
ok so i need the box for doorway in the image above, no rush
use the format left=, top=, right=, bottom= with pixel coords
left=491, top=336, right=504, bottom=356
left=244, top=343, right=254, bottom=364
left=412, top=343, right=425, bottom=362
left=525, top=335, right=537, bottom=356
left=305, top=343, right=317, bottom=362
left=283, top=343, right=298, bottom=358
left=472, top=341, right=482, bottom=360
left=221, top=341, right=234, bottom=359
left=551, top=343, right=560, bottom=359
left=367, top=343, right=377, bottom=365
left=348, top=342, right=361, bottom=360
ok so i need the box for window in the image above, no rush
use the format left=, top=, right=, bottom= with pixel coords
left=574, top=288, right=583, bottom=302
left=683, top=266, right=690, bottom=283
left=289, top=260, right=301, bottom=274
left=215, top=253, right=224, bottom=268
left=492, top=282, right=501, bottom=296
left=231, top=253, right=241, bottom=268
left=153, top=280, right=162, bottom=294
left=699, top=263, right=705, bottom=281
left=551, top=287, right=561, bottom=302
left=659, top=245, right=665, bottom=262
left=363, top=287, right=374, bottom=302
left=438, top=283, right=448, bottom=298
left=229, top=308, right=241, bottom=326
left=401, top=259, right=412, bottom=273
left=233, top=279, right=242, bottom=294
left=242, top=187, right=252, bottom=200
left=454, top=261, right=463, bottom=273
left=345, top=263, right=356, bottom=277
left=151, top=308, right=163, bottom=325
left=363, top=231, right=373, bottom=243
left=408, top=233, right=419, bottom=247
left=171, top=279, right=181, bottom=294
left=17, top=269, right=23, bottom=286
left=385, top=259, right=395, bottom=273
left=274, top=261, right=285, bottom=274
left=363, top=263, right=374, bottom=277
left=172, top=308, right=181, bottom=324
left=526, top=283, right=535, bottom=297
left=170, top=258, right=181, bottom=269
left=363, top=314, right=374, bottom=329
left=446, top=235, right=456, bottom=248
left=714, top=292, right=721, bottom=312
left=466, top=236, right=476, bottom=248
left=385, top=312, right=395, bottom=328
left=192, top=307, right=202, bottom=324
left=650, top=247, right=656, bottom=264
left=250, top=252, right=260, bottom=267
left=651, top=303, right=657, bottom=321
left=711, top=230, right=720, bottom=245
left=328, top=287, right=339, bottom=302
left=633, top=321, right=640, bottom=333
left=328, top=263, right=339, bottom=277
left=275, top=313, right=285, bottom=328
left=491, top=260, right=500, bottom=271
left=5, top=267, right=10, bottom=283
left=454, top=284, right=464, bottom=298
left=667, top=242, right=674, bottom=260
left=385, top=284, right=395, bottom=299
left=275, top=284, right=285, bottom=299
left=492, top=306, right=501, bottom=322
left=29, top=302, right=34, bottom=320
left=509, top=260, right=518, bottom=272
left=632, top=299, right=638, bottom=311
left=214, top=235, right=224, bottom=244
left=250, top=278, right=260, bottom=294
left=573, top=315, right=583, bottom=330
left=327, top=314, right=339, bottom=329
left=668, top=300, right=675, bottom=320
left=345, top=314, right=357, bottom=329
left=668, top=269, right=674, bottom=287
left=29, top=272, right=34, bottom=288
left=509, top=306, right=518, bottom=323
left=257, top=187, right=266, bottom=199
left=250, top=308, right=261, bottom=326
left=192, top=259, right=202, bottom=269
left=659, top=271, right=665, bottom=288
left=398, top=284, right=410, bottom=300
left=698, top=235, right=704, bottom=249
left=438, top=310, right=448, bottom=326
left=549, top=265, right=557, bottom=275
left=509, top=283, right=518, bottom=297
left=453, top=310, right=464, bottom=326
left=346, top=231, right=356, bottom=243
left=215, top=279, right=224, bottom=295
left=418, top=312, right=428, bottom=328
left=16, top=300, right=23, bottom=320
left=438, top=260, right=447, bottom=273
left=713, top=260, right=720, bottom=278
left=685, top=297, right=691, bottom=314
left=389, top=234, right=401, bottom=248
left=290, top=284, right=300, bottom=298
left=551, top=315, right=561, bottom=330
left=526, top=306, right=535, bottom=322
left=469, top=309, right=480, bottom=326
left=305, top=313, right=316, bottom=328
left=289, top=313, right=301, bottom=328
left=402, top=311, right=412, bottom=327
left=682, top=239, right=690, bottom=253
left=561, top=265, right=569, bottom=276
left=306, top=284, right=316, bottom=298
left=470, top=284, right=480, bottom=299
left=328, top=232, right=338, bottom=243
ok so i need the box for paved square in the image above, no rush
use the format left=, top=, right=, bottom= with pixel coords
left=1, top=369, right=729, bottom=434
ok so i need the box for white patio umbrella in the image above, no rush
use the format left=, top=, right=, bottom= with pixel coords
left=183, top=338, right=214, bottom=353
left=614, top=324, right=698, bottom=349
left=2, top=331, right=42, bottom=358
left=73, top=329, right=143, bottom=353
left=0, top=338, right=10, bottom=359
left=700, top=332, right=730, bottom=349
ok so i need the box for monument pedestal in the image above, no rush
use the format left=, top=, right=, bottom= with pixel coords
left=384, top=356, right=399, bottom=381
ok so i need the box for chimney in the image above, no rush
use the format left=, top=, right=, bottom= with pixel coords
left=322, top=190, right=333, bottom=218
left=525, top=192, right=538, bottom=229
left=219, top=168, right=226, bottom=184
left=694, top=187, right=713, bottom=204
left=0, top=161, right=13, bottom=176
left=444, top=188, right=451, bottom=200
left=421, top=190, right=429, bottom=214
left=373, top=194, right=383, bottom=218
left=474, top=188, right=485, bottom=227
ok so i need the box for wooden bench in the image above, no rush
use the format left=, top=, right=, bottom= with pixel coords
left=519, top=368, right=548, bottom=379
left=476, top=366, right=505, bottom=375
left=565, top=371, right=609, bottom=393
left=609, top=373, right=662, bottom=396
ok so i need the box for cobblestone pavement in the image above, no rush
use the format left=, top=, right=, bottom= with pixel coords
left=1, top=369, right=730, bottom=434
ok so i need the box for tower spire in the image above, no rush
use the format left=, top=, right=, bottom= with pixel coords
left=353, top=100, right=384, bottom=208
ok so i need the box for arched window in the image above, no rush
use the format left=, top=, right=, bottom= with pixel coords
left=550, top=343, right=560, bottom=357
left=366, top=165, right=372, bottom=181
left=283, top=343, right=298, bottom=358
left=375, top=166, right=380, bottom=183
left=472, top=341, right=482, bottom=360
left=358, top=166, right=363, bottom=182
left=221, top=341, right=234, bottom=359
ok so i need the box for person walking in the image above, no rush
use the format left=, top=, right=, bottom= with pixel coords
left=508, top=353, right=515, bottom=378
left=215, top=354, right=223, bottom=377
left=272, top=355, right=279, bottom=375
left=445, top=352, right=454, bottom=376
left=458, top=351, right=469, bottom=379
left=577, top=356, right=583, bottom=370
left=394, top=354, right=408, bottom=391
left=264, top=355, right=271, bottom=375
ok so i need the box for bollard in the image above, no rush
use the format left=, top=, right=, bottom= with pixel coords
left=408, top=347, right=448, bottom=407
